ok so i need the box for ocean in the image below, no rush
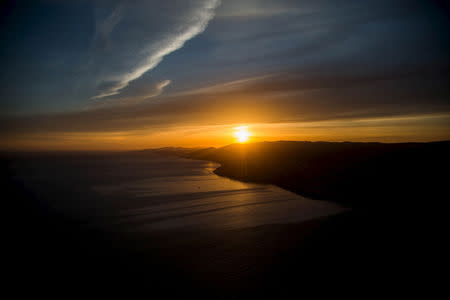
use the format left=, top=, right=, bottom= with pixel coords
left=9, top=152, right=344, bottom=232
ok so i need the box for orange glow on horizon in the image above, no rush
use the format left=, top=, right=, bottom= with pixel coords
left=2, top=114, right=450, bottom=151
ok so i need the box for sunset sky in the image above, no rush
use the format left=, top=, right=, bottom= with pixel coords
left=1, top=0, right=449, bottom=150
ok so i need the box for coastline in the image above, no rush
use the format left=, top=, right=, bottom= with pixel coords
left=3, top=158, right=357, bottom=295
left=4, top=141, right=448, bottom=295
left=166, top=140, right=450, bottom=209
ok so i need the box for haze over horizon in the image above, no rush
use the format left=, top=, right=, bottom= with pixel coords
left=1, top=0, right=449, bottom=150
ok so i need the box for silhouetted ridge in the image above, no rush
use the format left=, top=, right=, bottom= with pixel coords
left=165, top=141, right=450, bottom=207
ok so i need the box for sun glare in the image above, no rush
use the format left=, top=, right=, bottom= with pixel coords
left=234, top=126, right=251, bottom=143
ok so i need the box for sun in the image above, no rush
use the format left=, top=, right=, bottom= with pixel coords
left=234, top=126, right=251, bottom=143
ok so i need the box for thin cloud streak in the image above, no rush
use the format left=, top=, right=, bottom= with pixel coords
left=89, top=80, right=172, bottom=108
left=93, top=4, right=123, bottom=51
left=2, top=68, right=449, bottom=135
left=92, top=0, right=221, bottom=100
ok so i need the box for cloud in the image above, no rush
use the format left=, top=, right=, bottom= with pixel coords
left=92, top=3, right=123, bottom=51
left=89, top=79, right=172, bottom=108
left=175, top=74, right=275, bottom=96
left=217, top=0, right=305, bottom=18
left=2, top=0, right=448, bottom=115
left=2, top=68, right=450, bottom=137
left=91, top=0, right=221, bottom=100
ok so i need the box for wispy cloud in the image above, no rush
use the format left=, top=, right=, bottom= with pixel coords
left=92, top=0, right=221, bottom=100
left=217, top=0, right=305, bottom=18
left=93, top=4, right=123, bottom=51
left=4, top=68, right=450, bottom=137
left=174, top=74, right=275, bottom=96
left=89, top=80, right=172, bottom=108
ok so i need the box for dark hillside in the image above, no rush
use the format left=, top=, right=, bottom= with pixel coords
left=181, top=141, right=450, bottom=207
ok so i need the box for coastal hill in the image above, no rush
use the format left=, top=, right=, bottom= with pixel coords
left=152, top=140, right=450, bottom=207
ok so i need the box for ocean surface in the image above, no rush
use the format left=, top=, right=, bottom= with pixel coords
left=10, top=153, right=344, bottom=232
left=4, top=151, right=424, bottom=295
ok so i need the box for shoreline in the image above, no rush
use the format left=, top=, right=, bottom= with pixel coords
left=163, top=140, right=450, bottom=209
left=4, top=144, right=444, bottom=295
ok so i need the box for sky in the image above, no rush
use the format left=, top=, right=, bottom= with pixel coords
left=1, top=0, right=449, bottom=150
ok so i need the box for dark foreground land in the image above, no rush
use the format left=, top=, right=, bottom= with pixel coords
left=168, top=140, right=450, bottom=208
left=3, top=141, right=449, bottom=297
